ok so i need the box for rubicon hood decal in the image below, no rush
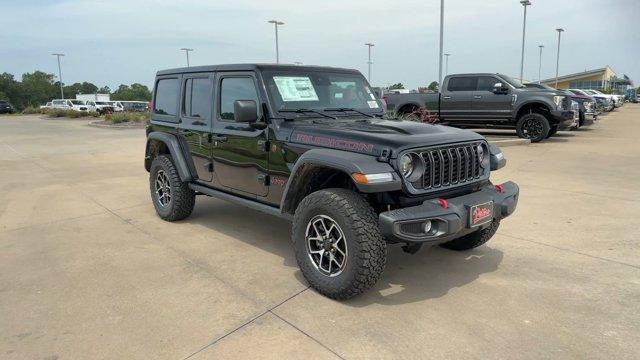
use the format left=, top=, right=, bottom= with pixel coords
left=294, top=133, right=375, bottom=154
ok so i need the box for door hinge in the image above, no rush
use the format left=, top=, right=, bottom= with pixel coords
left=258, top=140, right=269, bottom=152
left=204, top=162, right=214, bottom=172
left=258, top=174, right=270, bottom=186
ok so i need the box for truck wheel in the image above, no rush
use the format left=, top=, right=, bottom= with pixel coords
left=440, top=221, right=500, bottom=251
left=516, top=113, right=550, bottom=143
left=149, top=155, right=195, bottom=221
left=546, top=125, right=558, bottom=138
left=292, top=188, right=386, bottom=300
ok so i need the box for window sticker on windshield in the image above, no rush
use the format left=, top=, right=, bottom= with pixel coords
left=273, top=76, right=319, bottom=102
left=367, top=100, right=379, bottom=108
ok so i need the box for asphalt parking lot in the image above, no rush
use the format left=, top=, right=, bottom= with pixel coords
left=1, top=107, right=639, bottom=359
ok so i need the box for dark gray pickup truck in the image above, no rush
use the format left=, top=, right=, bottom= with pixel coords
left=384, top=73, right=575, bottom=142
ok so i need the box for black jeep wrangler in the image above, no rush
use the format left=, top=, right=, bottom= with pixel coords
left=144, top=64, right=519, bottom=299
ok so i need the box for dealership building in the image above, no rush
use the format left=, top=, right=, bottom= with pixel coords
left=540, top=66, right=633, bottom=93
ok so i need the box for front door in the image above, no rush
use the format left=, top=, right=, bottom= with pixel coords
left=440, top=76, right=476, bottom=120
left=472, top=76, right=512, bottom=119
left=211, top=72, right=269, bottom=197
left=178, top=73, right=215, bottom=182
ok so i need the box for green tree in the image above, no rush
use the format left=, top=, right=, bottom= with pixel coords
left=98, top=86, right=111, bottom=94
left=388, top=83, right=405, bottom=90
left=21, top=71, right=58, bottom=108
left=64, top=81, right=99, bottom=96
left=427, top=81, right=439, bottom=91
left=111, top=83, right=152, bottom=101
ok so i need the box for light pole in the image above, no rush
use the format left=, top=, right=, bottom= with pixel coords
left=51, top=53, right=65, bottom=99
left=180, top=48, right=193, bottom=67
left=519, top=0, right=531, bottom=82
left=267, top=20, right=284, bottom=63
left=365, top=43, right=374, bottom=82
left=555, top=28, right=564, bottom=88
left=537, top=45, right=544, bottom=83
left=444, top=53, right=450, bottom=75
left=438, top=0, right=444, bottom=86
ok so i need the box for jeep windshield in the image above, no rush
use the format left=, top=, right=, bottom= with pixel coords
left=262, top=70, right=383, bottom=118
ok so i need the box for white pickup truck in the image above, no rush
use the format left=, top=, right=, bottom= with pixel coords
left=51, top=99, right=93, bottom=112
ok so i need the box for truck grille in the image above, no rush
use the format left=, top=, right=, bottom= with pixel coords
left=410, top=142, right=486, bottom=191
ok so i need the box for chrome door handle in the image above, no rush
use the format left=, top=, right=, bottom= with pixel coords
left=443, top=96, right=451, bottom=100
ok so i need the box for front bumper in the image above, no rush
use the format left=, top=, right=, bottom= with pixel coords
left=550, top=109, right=574, bottom=123
left=379, top=181, right=519, bottom=244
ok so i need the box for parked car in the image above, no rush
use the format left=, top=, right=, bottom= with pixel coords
left=582, top=89, right=623, bottom=108
left=144, top=64, right=520, bottom=299
left=81, top=100, right=98, bottom=112
left=91, top=101, right=115, bottom=114
left=525, top=83, right=597, bottom=127
left=569, top=89, right=614, bottom=112
left=109, top=101, right=125, bottom=112
left=121, top=100, right=150, bottom=112
left=40, top=102, right=53, bottom=110
left=0, top=100, right=15, bottom=114
left=51, top=99, right=90, bottom=111
left=384, top=73, right=575, bottom=142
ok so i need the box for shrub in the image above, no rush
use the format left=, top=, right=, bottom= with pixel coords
left=105, top=111, right=150, bottom=124
left=21, top=106, right=40, bottom=114
left=46, top=109, right=98, bottom=118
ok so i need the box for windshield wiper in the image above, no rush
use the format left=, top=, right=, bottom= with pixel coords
left=324, top=107, right=378, bottom=118
left=279, top=108, right=337, bottom=120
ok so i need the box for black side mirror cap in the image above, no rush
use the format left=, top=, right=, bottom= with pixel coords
left=233, top=100, right=258, bottom=123
left=489, top=143, right=506, bottom=170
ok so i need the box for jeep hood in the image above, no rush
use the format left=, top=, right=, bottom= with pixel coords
left=283, top=119, right=485, bottom=157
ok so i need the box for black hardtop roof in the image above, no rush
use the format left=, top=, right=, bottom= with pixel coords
left=156, top=63, right=362, bottom=76
left=446, top=73, right=506, bottom=77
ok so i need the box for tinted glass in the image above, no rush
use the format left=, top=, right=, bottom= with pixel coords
left=184, top=78, right=212, bottom=119
left=220, top=77, right=258, bottom=120
left=154, top=78, right=179, bottom=116
left=477, top=77, right=499, bottom=91
left=447, top=77, right=476, bottom=91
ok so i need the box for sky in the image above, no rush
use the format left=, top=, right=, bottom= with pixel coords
left=1, top=0, right=638, bottom=90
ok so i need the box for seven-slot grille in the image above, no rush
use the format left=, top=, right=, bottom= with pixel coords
left=410, top=142, right=485, bottom=190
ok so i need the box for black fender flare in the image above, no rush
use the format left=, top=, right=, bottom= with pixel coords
left=513, top=100, right=553, bottom=120
left=145, top=132, right=193, bottom=182
left=396, top=101, right=422, bottom=114
left=280, top=148, right=402, bottom=214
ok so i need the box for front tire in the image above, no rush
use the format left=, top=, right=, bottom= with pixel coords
left=149, top=155, right=195, bottom=221
left=292, top=188, right=386, bottom=300
left=440, top=221, right=500, bottom=251
left=516, top=113, right=550, bottom=143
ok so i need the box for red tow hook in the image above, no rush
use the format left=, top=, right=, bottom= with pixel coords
left=437, top=198, right=448, bottom=209
left=495, top=184, right=505, bottom=194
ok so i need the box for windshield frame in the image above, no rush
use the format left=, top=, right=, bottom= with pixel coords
left=499, top=74, right=525, bottom=89
left=261, top=69, right=384, bottom=119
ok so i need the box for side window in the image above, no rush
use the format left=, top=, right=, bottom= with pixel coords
left=447, top=77, right=477, bottom=92
left=477, top=77, right=498, bottom=92
left=219, top=77, right=258, bottom=121
left=183, top=78, right=212, bottom=119
left=154, top=78, right=179, bottom=116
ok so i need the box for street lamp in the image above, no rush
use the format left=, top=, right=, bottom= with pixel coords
left=444, top=53, right=451, bottom=75
left=267, top=20, right=285, bottom=63
left=438, top=0, right=444, bottom=86
left=365, top=43, right=374, bottom=82
left=555, top=28, right=564, bottom=88
left=537, top=45, right=544, bottom=84
left=51, top=53, right=65, bottom=99
left=180, top=48, right=193, bottom=67
left=519, top=0, right=531, bottom=82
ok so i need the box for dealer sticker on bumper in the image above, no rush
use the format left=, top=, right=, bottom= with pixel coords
left=470, top=201, right=493, bottom=227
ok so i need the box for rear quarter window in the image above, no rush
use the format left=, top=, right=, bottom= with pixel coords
left=154, top=78, right=180, bottom=116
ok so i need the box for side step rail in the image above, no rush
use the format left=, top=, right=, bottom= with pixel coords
left=188, top=183, right=292, bottom=221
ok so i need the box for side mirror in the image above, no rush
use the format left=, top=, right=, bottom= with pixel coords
left=493, top=83, right=508, bottom=94
left=233, top=100, right=258, bottom=123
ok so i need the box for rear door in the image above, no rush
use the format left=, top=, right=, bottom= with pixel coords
left=440, top=76, right=476, bottom=119
left=472, top=75, right=512, bottom=119
left=178, top=73, right=215, bottom=183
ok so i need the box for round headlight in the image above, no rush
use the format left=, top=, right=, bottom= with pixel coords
left=477, top=144, right=485, bottom=163
left=400, top=154, right=413, bottom=177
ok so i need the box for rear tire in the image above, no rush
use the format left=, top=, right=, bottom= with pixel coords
left=149, top=155, right=195, bottom=221
left=440, top=221, right=500, bottom=251
left=292, top=188, right=386, bottom=300
left=516, top=113, right=550, bottom=143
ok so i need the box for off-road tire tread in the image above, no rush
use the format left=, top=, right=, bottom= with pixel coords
left=516, top=112, right=550, bottom=143
left=440, top=221, right=500, bottom=251
left=293, top=188, right=386, bottom=300
left=150, top=155, right=195, bottom=221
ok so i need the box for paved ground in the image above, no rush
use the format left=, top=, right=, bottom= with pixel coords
left=1, top=107, right=639, bottom=359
